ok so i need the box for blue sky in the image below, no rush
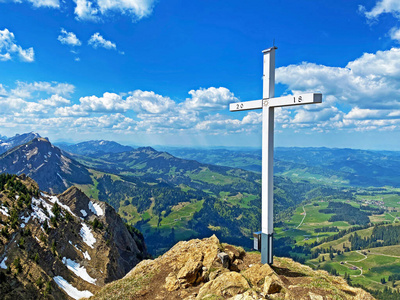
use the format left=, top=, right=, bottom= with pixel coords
left=1, top=0, right=400, bottom=150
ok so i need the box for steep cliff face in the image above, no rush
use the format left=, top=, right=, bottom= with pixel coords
left=91, top=235, right=375, bottom=300
left=0, top=175, right=147, bottom=299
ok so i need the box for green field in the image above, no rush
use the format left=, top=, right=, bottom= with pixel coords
left=187, top=167, right=240, bottom=185
left=308, top=247, right=400, bottom=292
left=275, top=200, right=357, bottom=245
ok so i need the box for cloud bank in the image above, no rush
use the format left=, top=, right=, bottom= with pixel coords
left=2, top=47, right=400, bottom=139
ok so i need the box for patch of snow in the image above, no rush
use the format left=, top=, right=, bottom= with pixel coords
left=88, top=201, right=103, bottom=216
left=80, top=210, right=87, bottom=217
left=47, top=195, right=77, bottom=217
left=53, top=276, right=94, bottom=300
left=0, top=257, right=7, bottom=269
left=31, top=198, right=53, bottom=223
left=83, top=251, right=91, bottom=260
left=0, top=206, right=9, bottom=217
left=62, top=257, right=97, bottom=285
left=80, top=223, right=96, bottom=249
left=99, top=141, right=105, bottom=145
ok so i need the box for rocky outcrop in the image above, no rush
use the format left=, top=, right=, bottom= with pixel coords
left=90, top=235, right=375, bottom=300
left=0, top=175, right=147, bottom=299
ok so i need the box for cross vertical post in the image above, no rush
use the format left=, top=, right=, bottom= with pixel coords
left=261, top=46, right=277, bottom=264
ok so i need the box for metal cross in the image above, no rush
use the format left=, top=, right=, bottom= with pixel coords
left=229, top=47, right=322, bottom=264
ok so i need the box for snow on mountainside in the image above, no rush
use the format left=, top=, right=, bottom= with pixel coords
left=0, top=174, right=148, bottom=299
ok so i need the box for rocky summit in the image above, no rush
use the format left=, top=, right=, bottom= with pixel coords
left=91, top=235, right=375, bottom=300
left=0, top=174, right=148, bottom=299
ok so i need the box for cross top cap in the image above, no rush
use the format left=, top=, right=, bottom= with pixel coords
left=262, top=46, right=278, bottom=53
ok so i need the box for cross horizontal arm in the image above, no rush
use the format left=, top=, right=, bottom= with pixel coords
left=229, top=93, right=322, bottom=112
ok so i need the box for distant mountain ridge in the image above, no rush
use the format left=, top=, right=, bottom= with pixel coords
left=57, top=140, right=134, bottom=157
left=164, top=146, right=400, bottom=187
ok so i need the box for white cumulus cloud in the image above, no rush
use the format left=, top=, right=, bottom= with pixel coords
left=390, top=27, right=400, bottom=42
left=0, top=28, right=34, bottom=62
left=74, top=0, right=99, bottom=21
left=277, top=48, right=400, bottom=110
left=58, top=28, right=81, bottom=47
left=73, top=0, right=154, bottom=21
left=39, top=94, right=71, bottom=107
left=11, top=81, right=75, bottom=98
left=361, top=0, right=400, bottom=20
left=26, top=0, right=59, bottom=8
left=55, top=90, right=174, bottom=116
left=127, top=90, right=175, bottom=114
left=183, top=87, right=238, bottom=111
left=276, top=47, right=400, bottom=132
left=88, top=33, right=116, bottom=50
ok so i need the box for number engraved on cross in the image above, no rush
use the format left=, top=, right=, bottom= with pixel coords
left=294, top=95, right=302, bottom=103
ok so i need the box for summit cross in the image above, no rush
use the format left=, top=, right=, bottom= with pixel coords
left=229, top=47, right=322, bottom=265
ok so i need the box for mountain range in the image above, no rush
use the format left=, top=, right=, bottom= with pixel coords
left=0, top=133, right=317, bottom=255
left=0, top=133, right=389, bottom=256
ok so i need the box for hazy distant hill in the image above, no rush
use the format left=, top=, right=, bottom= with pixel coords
left=57, top=140, right=134, bottom=157
left=163, top=147, right=400, bottom=187
left=0, top=138, right=92, bottom=193
left=0, top=174, right=147, bottom=299
left=0, top=132, right=41, bottom=155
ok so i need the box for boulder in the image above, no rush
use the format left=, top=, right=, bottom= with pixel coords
left=177, top=255, right=204, bottom=286
left=227, top=290, right=261, bottom=300
left=165, top=273, right=180, bottom=291
left=196, top=271, right=250, bottom=299
left=241, top=263, right=274, bottom=287
left=263, top=273, right=285, bottom=294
